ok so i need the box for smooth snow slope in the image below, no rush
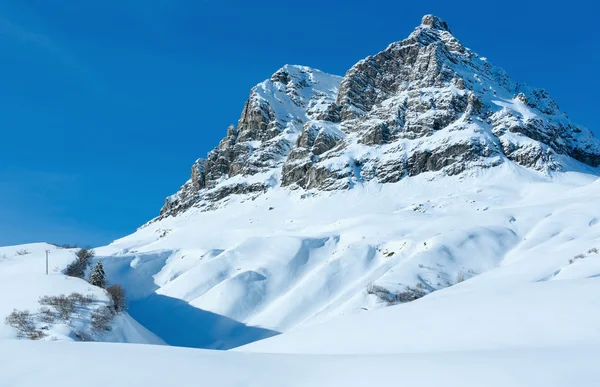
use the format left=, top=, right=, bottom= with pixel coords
left=93, top=162, right=600, bottom=348
left=239, top=276, right=600, bottom=354
left=2, top=340, right=600, bottom=387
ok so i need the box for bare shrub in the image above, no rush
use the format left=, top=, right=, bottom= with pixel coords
left=367, top=284, right=391, bottom=299
left=27, top=330, right=47, bottom=340
left=38, top=295, right=75, bottom=321
left=106, top=285, right=127, bottom=312
left=588, top=248, right=599, bottom=254
left=74, top=331, right=94, bottom=342
left=76, top=247, right=95, bottom=260
left=64, top=247, right=94, bottom=278
left=393, top=286, right=428, bottom=303
left=91, top=306, right=115, bottom=332
left=38, top=307, right=57, bottom=324
left=15, top=249, right=29, bottom=256
left=456, top=271, right=466, bottom=283
left=5, top=309, right=45, bottom=340
left=367, top=284, right=429, bottom=305
left=5, top=309, right=34, bottom=333
left=68, top=292, right=95, bottom=306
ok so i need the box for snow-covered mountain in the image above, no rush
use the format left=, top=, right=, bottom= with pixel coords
left=2, top=14, right=600, bottom=386
left=160, top=14, right=600, bottom=218
left=83, top=15, right=600, bottom=349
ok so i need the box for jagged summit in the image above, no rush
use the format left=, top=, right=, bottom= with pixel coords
left=158, top=15, right=600, bottom=219
left=420, top=14, right=451, bottom=32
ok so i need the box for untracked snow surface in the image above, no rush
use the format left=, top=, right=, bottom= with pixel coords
left=85, top=163, right=600, bottom=350
left=2, top=340, right=600, bottom=387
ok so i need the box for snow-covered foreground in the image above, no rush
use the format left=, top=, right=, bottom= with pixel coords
left=2, top=340, right=599, bottom=387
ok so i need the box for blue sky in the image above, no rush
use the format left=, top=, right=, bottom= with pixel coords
left=0, top=0, right=598, bottom=247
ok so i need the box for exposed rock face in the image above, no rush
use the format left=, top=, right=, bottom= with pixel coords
left=281, top=15, right=600, bottom=191
left=158, top=14, right=600, bottom=219
left=161, top=65, right=342, bottom=216
left=160, top=159, right=206, bottom=216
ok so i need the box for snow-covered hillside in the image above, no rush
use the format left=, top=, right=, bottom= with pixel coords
left=87, top=162, right=600, bottom=348
left=0, top=243, right=162, bottom=344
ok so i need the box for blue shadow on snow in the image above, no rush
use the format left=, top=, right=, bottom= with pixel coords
left=128, top=293, right=279, bottom=350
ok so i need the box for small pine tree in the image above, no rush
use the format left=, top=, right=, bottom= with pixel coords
left=88, top=262, right=106, bottom=288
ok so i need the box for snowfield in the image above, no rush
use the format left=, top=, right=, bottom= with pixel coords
left=90, top=163, right=600, bottom=349
left=2, top=341, right=600, bottom=387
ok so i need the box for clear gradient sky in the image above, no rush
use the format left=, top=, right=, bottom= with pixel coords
left=0, top=0, right=598, bottom=247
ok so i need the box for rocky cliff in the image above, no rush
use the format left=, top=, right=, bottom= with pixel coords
left=159, top=15, right=600, bottom=218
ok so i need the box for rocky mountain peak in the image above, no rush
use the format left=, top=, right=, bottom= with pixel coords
left=157, top=15, right=600, bottom=220
left=420, top=14, right=451, bottom=32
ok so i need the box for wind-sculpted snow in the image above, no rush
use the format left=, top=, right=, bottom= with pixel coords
left=92, top=162, right=600, bottom=348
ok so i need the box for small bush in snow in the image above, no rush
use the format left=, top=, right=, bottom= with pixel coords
left=6, top=291, right=113, bottom=341
left=5, top=309, right=45, bottom=340
left=74, top=331, right=94, bottom=342
left=38, top=307, right=57, bottom=324
left=64, top=247, right=94, bottom=278
left=456, top=271, right=466, bottom=283
left=367, top=284, right=391, bottom=299
left=5, top=309, right=34, bottom=332
left=38, top=295, right=75, bottom=321
left=68, top=292, right=96, bottom=306
left=106, top=284, right=127, bottom=312
left=588, top=248, right=599, bottom=254
left=91, top=306, right=115, bottom=332
left=15, top=249, right=29, bottom=256
left=367, top=283, right=428, bottom=305
left=76, top=247, right=95, bottom=260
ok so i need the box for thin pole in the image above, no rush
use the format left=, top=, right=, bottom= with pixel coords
left=45, top=250, right=49, bottom=275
